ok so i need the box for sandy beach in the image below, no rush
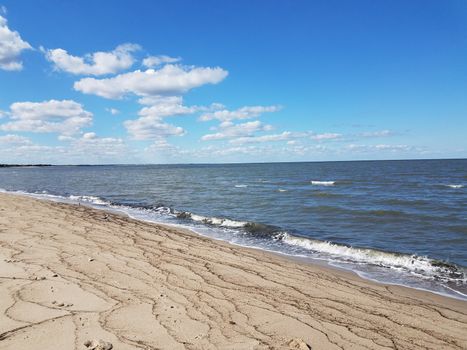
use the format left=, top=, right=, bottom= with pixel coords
left=0, top=192, right=466, bottom=350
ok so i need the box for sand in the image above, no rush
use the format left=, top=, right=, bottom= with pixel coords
left=0, top=192, right=466, bottom=350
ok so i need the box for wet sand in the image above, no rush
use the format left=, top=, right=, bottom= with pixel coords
left=0, top=192, right=466, bottom=349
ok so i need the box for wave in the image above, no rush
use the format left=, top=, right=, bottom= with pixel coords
left=279, top=233, right=465, bottom=282
left=445, top=184, right=464, bottom=189
left=175, top=211, right=248, bottom=228
left=311, top=180, right=335, bottom=186
left=310, top=191, right=343, bottom=198
left=234, top=184, right=248, bottom=188
left=68, top=195, right=111, bottom=206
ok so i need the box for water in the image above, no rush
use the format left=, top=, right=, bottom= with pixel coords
left=0, top=159, right=466, bottom=299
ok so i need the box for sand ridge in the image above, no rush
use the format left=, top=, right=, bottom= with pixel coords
left=0, top=193, right=466, bottom=349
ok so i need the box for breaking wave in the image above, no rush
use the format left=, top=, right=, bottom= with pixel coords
left=278, top=233, right=466, bottom=282
left=311, top=180, right=335, bottom=186
left=445, top=184, right=464, bottom=189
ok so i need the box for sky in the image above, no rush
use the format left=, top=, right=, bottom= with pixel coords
left=0, top=0, right=466, bottom=164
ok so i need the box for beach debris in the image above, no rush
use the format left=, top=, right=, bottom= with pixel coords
left=52, top=273, right=58, bottom=277
left=84, top=339, right=113, bottom=350
left=288, top=338, right=311, bottom=350
left=88, top=258, right=95, bottom=262
left=57, top=302, right=65, bottom=307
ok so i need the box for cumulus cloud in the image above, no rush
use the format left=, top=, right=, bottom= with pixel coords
left=199, top=105, right=281, bottom=122
left=138, top=96, right=198, bottom=119
left=142, top=55, right=181, bottom=67
left=125, top=118, right=185, bottom=140
left=44, top=43, right=140, bottom=75
left=124, top=96, right=225, bottom=141
left=0, top=14, right=32, bottom=71
left=74, top=64, right=228, bottom=99
left=0, top=99, right=92, bottom=135
left=123, top=96, right=194, bottom=140
left=82, top=132, right=97, bottom=139
left=201, top=120, right=273, bottom=141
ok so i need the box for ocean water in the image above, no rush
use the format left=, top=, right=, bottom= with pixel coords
left=0, top=159, right=466, bottom=299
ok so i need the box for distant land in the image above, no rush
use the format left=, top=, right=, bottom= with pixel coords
left=0, top=164, right=52, bottom=168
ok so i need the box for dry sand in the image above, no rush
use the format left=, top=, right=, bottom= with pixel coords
left=0, top=192, right=466, bottom=349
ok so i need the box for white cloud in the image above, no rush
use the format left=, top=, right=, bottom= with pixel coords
left=123, top=96, right=200, bottom=140
left=201, top=120, right=272, bottom=141
left=58, top=135, right=73, bottom=141
left=124, top=96, right=227, bottom=141
left=74, top=64, right=228, bottom=99
left=229, top=131, right=308, bottom=145
left=142, top=55, right=181, bottom=67
left=138, top=96, right=198, bottom=119
left=106, top=108, right=120, bottom=115
left=0, top=134, right=32, bottom=145
left=345, top=143, right=413, bottom=153
left=125, top=118, right=185, bottom=140
left=0, top=14, right=32, bottom=71
left=145, top=139, right=177, bottom=153
left=82, top=132, right=97, bottom=139
left=358, top=130, right=394, bottom=138
left=311, top=132, right=342, bottom=141
left=199, top=105, right=281, bottom=122
left=44, top=43, right=140, bottom=75
left=0, top=99, right=92, bottom=135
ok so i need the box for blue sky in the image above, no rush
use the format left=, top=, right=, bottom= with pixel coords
left=0, top=0, right=466, bottom=164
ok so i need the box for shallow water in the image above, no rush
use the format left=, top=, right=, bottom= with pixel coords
left=0, top=159, right=466, bottom=299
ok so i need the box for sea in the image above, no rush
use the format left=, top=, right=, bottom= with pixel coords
left=0, top=159, right=466, bottom=300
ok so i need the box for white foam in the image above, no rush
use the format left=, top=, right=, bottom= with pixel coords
left=68, top=195, right=110, bottom=205
left=177, top=210, right=247, bottom=228
left=190, top=214, right=207, bottom=222
left=445, top=184, right=464, bottom=189
left=311, top=180, right=335, bottom=186
left=221, top=219, right=248, bottom=228
left=281, top=233, right=464, bottom=281
left=278, top=189, right=288, bottom=192
left=235, top=184, right=248, bottom=188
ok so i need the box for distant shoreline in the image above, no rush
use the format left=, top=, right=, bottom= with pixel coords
left=0, top=164, right=52, bottom=168
left=0, top=157, right=465, bottom=167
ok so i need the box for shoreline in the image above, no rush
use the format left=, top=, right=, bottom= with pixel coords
left=2, top=188, right=466, bottom=301
left=0, top=192, right=466, bottom=349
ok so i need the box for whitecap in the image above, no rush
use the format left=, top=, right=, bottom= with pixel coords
left=445, top=184, right=464, bottom=189
left=311, top=180, right=335, bottom=186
